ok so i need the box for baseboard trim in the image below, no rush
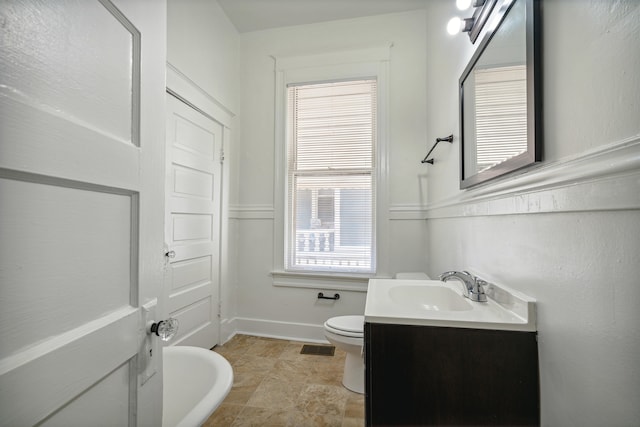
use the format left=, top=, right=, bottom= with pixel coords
left=219, top=318, right=237, bottom=345
left=234, top=317, right=329, bottom=344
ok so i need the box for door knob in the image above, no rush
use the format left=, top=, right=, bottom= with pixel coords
left=165, top=250, right=176, bottom=259
left=148, top=318, right=179, bottom=342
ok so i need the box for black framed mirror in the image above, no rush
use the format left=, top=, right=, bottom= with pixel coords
left=459, top=0, right=541, bottom=189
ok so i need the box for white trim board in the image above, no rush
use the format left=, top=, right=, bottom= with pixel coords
left=271, top=270, right=371, bottom=292
left=272, top=45, right=393, bottom=278
left=427, top=137, right=640, bottom=219
left=229, top=204, right=427, bottom=220
left=166, top=62, right=235, bottom=128
left=219, top=318, right=236, bottom=346
left=388, top=204, right=429, bottom=220
left=229, top=204, right=275, bottom=219
left=234, top=317, right=329, bottom=344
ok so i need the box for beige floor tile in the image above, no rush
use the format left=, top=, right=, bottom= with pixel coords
left=231, top=406, right=292, bottom=427
left=223, top=387, right=258, bottom=406
left=232, top=354, right=278, bottom=374
left=219, top=334, right=260, bottom=352
left=246, top=377, right=305, bottom=409
left=266, top=358, right=313, bottom=383
left=306, top=360, right=345, bottom=387
left=214, top=335, right=257, bottom=362
left=295, top=383, right=349, bottom=416
left=278, top=342, right=309, bottom=360
left=202, top=403, right=243, bottom=427
left=287, top=410, right=343, bottom=427
left=344, top=394, right=365, bottom=418
left=223, top=370, right=266, bottom=405
left=245, top=339, right=290, bottom=358
left=341, top=417, right=365, bottom=427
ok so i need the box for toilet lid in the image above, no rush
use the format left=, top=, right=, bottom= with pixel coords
left=326, top=315, right=364, bottom=333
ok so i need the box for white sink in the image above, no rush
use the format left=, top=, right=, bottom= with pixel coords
left=388, top=285, right=473, bottom=311
left=365, top=279, right=536, bottom=331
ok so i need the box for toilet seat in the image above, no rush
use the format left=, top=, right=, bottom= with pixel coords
left=324, top=315, right=364, bottom=338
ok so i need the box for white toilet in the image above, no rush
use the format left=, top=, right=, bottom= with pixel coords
left=323, top=315, right=365, bottom=394
left=323, top=273, right=430, bottom=394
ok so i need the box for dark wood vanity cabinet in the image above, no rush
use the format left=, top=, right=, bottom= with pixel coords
left=364, top=322, right=539, bottom=426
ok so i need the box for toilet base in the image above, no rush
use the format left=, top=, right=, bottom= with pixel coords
left=342, top=351, right=364, bottom=394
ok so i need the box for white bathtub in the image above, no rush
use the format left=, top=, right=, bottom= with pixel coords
left=162, top=346, right=233, bottom=427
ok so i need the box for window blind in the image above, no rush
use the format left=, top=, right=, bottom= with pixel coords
left=474, top=65, right=527, bottom=172
left=286, top=79, right=377, bottom=273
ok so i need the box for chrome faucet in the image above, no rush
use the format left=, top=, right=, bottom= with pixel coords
left=439, top=271, right=488, bottom=302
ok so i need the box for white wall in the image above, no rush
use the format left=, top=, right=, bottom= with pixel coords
left=232, top=11, right=430, bottom=341
left=167, top=0, right=240, bottom=114
left=425, top=1, right=640, bottom=425
left=167, top=0, right=240, bottom=343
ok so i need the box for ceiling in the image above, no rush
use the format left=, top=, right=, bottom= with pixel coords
left=217, top=0, right=431, bottom=33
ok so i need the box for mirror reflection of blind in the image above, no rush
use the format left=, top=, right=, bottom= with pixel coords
left=287, top=80, right=376, bottom=273
left=474, top=65, right=527, bottom=172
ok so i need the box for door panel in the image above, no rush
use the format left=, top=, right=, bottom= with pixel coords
left=0, top=177, right=134, bottom=357
left=173, top=214, right=214, bottom=242
left=170, top=256, right=213, bottom=292
left=0, top=0, right=165, bottom=425
left=0, top=308, right=139, bottom=426
left=173, top=166, right=214, bottom=198
left=175, top=117, right=217, bottom=159
left=0, top=0, right=137, bottom=143
left=40, top=361, right=132, bottom=427
left=166, top=95, right=222, bottom=349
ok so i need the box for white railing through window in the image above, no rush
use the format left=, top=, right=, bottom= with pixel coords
left=294, top=229, right=371, bottom=269
left=296, top=229, right=335, bottom=253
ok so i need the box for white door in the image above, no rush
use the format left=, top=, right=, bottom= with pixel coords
left=0, top=1, right=166, bottom=426
left=165, top=94, right=223, bottom=349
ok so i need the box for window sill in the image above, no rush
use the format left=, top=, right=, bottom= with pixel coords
left=271, top=270, right=390, bottom=292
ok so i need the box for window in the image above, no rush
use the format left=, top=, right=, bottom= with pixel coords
left=272, top=45, right=391, bottom=285
left=474, top=64, right=527, bottom=172
left=286, top=80, right=377, bottom=273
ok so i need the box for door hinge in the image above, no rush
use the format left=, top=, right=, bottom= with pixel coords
left=220, top=148, right=225, bottom=163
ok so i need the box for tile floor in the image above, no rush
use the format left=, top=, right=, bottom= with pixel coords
left=204, top=334, right=365, bottom=427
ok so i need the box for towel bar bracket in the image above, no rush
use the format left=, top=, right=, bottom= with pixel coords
left=317, top=292, right=340, bottom=300
left=421, top=134, right=454, bottom=164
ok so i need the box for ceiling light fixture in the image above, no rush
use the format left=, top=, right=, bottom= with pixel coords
left=457, top=0, right=487, bottom=10
left=456, top=0, right=473, bottom=10
left=447, top=0, right=491, bottom=40
left=447, top=16, right=475, bottom=35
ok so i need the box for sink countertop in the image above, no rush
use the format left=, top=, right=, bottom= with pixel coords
left=364, top=279, right=536, bottom=332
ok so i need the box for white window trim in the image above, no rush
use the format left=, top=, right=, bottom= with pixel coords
left=272, top=44, right=392, bottom=289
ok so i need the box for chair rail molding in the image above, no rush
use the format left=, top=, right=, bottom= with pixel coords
left=426, top=136, right=640, bottom=219
left=229, top=204, right=274, bottom=220
left=388, top=204, right=429, bottom=220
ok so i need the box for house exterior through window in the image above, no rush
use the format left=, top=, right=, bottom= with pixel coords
left=286, top=79, right=377, bottom=273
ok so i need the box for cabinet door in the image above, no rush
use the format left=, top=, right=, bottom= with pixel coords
left=365, top=323, right=539, bottom=426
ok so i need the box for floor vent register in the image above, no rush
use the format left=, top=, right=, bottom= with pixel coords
left=300, top=344, right=335, bottom=356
